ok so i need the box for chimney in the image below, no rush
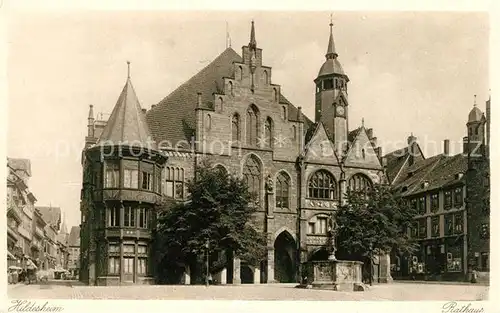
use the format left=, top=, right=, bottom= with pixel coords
left=197, top=92, right=202, bottom=108
left=443, top=139, right=450, bottom=156
left=297, top=106, right=303, bottom=122
left=366, top=128, right=373, bottom=139
left=142, top=108, right=147, bottom=114
left=382, top=157, right=388, bottom=167
left=408, top=134, right=417, bottom=165
left=151, top=104, right=156, bottom=110
left=463, top=136, right=469, bottom=154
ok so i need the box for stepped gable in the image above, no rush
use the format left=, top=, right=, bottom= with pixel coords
left=146, top=47, right=312, bottom=147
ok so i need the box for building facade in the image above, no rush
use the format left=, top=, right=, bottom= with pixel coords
left=387, top=99, right=490, bottom=281
left=80, top=21, right=393, bottom=285
left=6, top=158, right=38, bottom=269
left=68, top=226, right=81, bottom=277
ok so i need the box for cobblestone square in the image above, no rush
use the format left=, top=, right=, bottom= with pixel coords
left=7, top=282, right=489, bottom=301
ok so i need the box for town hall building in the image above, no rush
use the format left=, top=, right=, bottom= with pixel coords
left=80, top=20, right=391, bottom=285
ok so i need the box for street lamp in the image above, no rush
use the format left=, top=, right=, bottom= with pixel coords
left=205, top=238, right=210, bottom=287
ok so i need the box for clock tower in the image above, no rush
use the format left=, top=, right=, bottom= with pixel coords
left=314, top=18, right=350, bottom=157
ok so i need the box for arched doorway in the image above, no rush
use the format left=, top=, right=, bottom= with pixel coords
left=240, top=264, right=254, bottom=284
left=274, top=231, right=296, bottom=283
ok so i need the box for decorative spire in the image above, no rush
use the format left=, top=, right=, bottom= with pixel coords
left=473, top=94, right=477, bottom=107
left=127, top=61, right=131, bottom=79
left=226, top=21, right=232, bottom=49
left=249, top=20, right=257, bottom=50
left=361, top=117, right=364, bottom=127
left=326, top=14, right=338, bottom=59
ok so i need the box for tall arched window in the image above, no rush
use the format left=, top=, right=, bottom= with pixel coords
left=308, top=170, right=336, bottom=200
left=232, top=113, right=240, bottom=142
left=282, top=106, right=287, bottom=120
left=243, top=155, right=261, bottom=204
left=273, top=88, right=278, bottom=102
left=206, top=114, right=212, bottom=130
left=265, top=117, right=273, bottom=148
left=292, top=125, right=297, bottom=140
left=246, top=105, right=259, bottom=146
left=348, top=173, right=373, bottom=194
left=229, top=81, right=234, bottom=96
left=276, top=172, right=290, bottom=209
left=239, top=66, right=243, bottom=80
left=263, top=70, right=268, bottom=84
left=214, top=164, right=228, bottom=175
left=218, top=97, right=224, bottom=111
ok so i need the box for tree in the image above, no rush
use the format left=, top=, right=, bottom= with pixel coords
left=154, top=162, right=267, bottom=283
left=335, top=185, right=418, bottom=264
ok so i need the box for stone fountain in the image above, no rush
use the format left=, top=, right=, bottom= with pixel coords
left=302, top=215, right=366, bottom=291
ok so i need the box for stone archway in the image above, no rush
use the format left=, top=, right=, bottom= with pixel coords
left=240, top=264, right=254, bottom=284
left=274, top=231, right=297, bottom=283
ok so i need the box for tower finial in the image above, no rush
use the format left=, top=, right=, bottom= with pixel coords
left=249, top=20, right=257, bottom=50
left=127, top=61, right=131, bottom=79
left=226, top=21, right=232, bottom=49
left=325, top=14, right=338, bottom=59
left=474, top=94, right=477, bottom=107
left=362, top=117, right=364, bottom=127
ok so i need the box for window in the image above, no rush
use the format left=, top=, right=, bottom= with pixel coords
left=317, top=217, right=327, bottom=234
left=410, top=198, right=418, bottom=213
left=445, top=214, right=453, bottom=236
left=108, top=207, right=120, bottom=227
left=165, top=167, right=184, bottom=199
left=137, top=258, right=147, bottom=275
left=246, top=105, right=259, bottom=146
left=431, top=216, right=440, bottom=237
left=138, top=245, right=147, bottom=255
left=308, top=170, right=336, bottom=200
left=105, top=161, right=119, bottom=188
left=218, top=97, right=224, bottom=111
left=229, top=81, right=234, bottom=96
left=155, top=168, right=162, bottom=193
left=431, top=193, right=439, bottom=212
left=480, top=223, right=489, bottom=239
left=418, top=196, right=426, bottom=215
left=292, top=125, right=297, bottom=140
left=263, top=70, right=268, bottom=84
left=123, top=245, right=134, bottom=254
left=418, top=218, right=427, bottom=239
left=273, top=88, right=278, bottom=102
left=323, top=79, right=333, bottom=90
left=454, top=187, right=463, bottom=207
left=206, top=114, right=212, bottom=130
left=446, top=245, right=462, bottom=272
left=348, top=174, right=372, bottom=194
left=141, top=172, right=152, bottom=190
left=124, top=257, right=134, bottom=274
left=108, top=257, right=120, bottom=275
left=454, top=213, right=463, bottom=234
left=232, top=114, right=240, bottom=143
left=108, top=244, right=120, bottom=253
left=282, top=106, right=286, bottom=120
left=444, top=190, right=452, bottom=209
left=264, top=117, right=273, bottom=148
left=410, top=221, right=418, bottom=238
left=308, top=222, right=315, bottom=234
left=243, top=155, right=261, bottom=204
left=138, top=208, right=148, bottom=229
left=276, top=172, right=290, bottom=209
left=124, top=207, right=135, bottom=227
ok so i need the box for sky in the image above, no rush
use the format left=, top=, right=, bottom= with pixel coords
left=6, top=11, right=489, bottom=229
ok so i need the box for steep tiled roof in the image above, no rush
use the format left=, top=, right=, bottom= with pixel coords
left=393, top=153, right=467, bottom=197
left=7, top=158, right=32, bottom=176
left=98, top=76, right=157, bottom=150
left=146, top=47, right=312, bottom=147
left=68, top=226, right=81, bottom=247
left=384, top=142, right=425, bottom=184
left=36, top=206, right=61, bottom=230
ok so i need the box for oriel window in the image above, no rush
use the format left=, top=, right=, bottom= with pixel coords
left=104, top=161, right=120, bottom=188
left=108, top=207, right=120, bottom=227
left=138, top=208, right=148, bottom=229
left=124, top=207, right=135, bottom=227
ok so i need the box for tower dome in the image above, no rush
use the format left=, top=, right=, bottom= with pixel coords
left=468, top=106, right=483, bottom=123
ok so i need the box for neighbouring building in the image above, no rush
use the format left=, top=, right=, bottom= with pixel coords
left=7, top=158, right=37, bottom=269
left=80, top=20, right=393, bottom=285
left=68, top=226, right=81, bottom=277
left=32, top=208, right=47, bottom=269
left=57, top=220, right=70, bottom=271
left=387, top=98, right=490, bottom=282
left=36, top=206, right=62, bottom=271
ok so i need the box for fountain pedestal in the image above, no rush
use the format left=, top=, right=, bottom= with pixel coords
left=305, top=260, right=365, bottom=291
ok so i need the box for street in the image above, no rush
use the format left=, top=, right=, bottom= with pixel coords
left=7, top=281, right=489, bottom=301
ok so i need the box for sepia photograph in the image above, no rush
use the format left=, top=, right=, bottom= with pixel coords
left=4, top=6, right=492, bottom=307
